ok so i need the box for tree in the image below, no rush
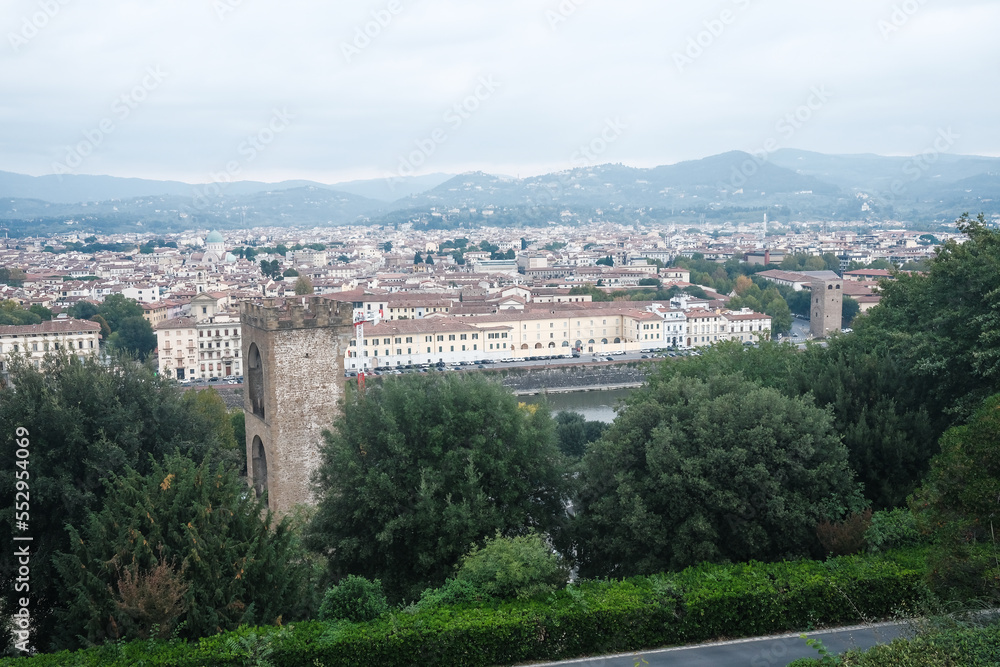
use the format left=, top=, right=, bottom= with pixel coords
left=53, top=452, right=310, bottom=646
left=842, top=296, right=860, bottom=327
left=244, top=247, right=257, bottom=262
left=306, top=374, right=570, bottom=601
left=912, top=393, right=1000, bottom=604
left=596, top=256, right=614, bottom=267
left=638, top=278, right=661, bottom=288
left=0, top=300, right=41, bottom=326
left=260, top=259, right=281, bottom=280
left=452, top=532, right=569, bottom=601
left=28, top=304, right=53, bottom=321
left=425, top=254, right=435, bottom=266
left=337, top=254, right=350, bottom=263
left=554, top=411, right=607, bottom=459
left=414, top=252, right=424, bottom=264
left=97, top=294, right=143, bottom=332
left=571, top=372, right=864, bottom=578
left=0, top=353, right=241, bottom=651
left=107, top=316, right=157, bottom=360
left=294, top=276, right=314, bottom=295
left=383, top=241, right=393, bottom=253
left=282, top=268, right=299, bottom=278
left=274, top=244, right=289, bottom=256
left=89, top=314, right=111, bottom=341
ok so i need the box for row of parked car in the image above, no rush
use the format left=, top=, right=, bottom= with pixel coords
left=178, top=375, right=243, bottom=386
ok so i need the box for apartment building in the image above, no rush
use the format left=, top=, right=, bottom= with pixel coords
left=0, top=318, right=101, bottom=373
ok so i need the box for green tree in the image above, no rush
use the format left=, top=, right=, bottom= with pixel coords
left=28, top=304, right=53, bottom=321
left=0, top=353, right=241, bottom=650
left=306, top=374, right=570, bottom=600
left=842, top=295, right=860, bottom=327
left=294, top=276, right=314, bottom=295
left=69, top=301, right=100, bottom=320
left=317, top=575, right=388, bottom=623
left=383, top=241, right=393, bottom=253
left=274, top=244, right=289, bottom=256
left=425, top=254, right=435, bottom=266
left=89, top=314, right=111, bottom=341
left=414, top=252, right=424, bottom=264
left=0, top=300, right=41, bottom=326
left=97, top=294, right=143, bottom=332
left=554, top=411, right=607, bottom=459
left=912, top=393, right=1000, bottom=603
left=453, top=532, right=569, bottom=601
left=572, top=372, right=864, bottom=578
left=596, top=256, right=614, bottom=267
left=53, top=452, right=309, bottom=646
left=107, top=316, right=157, bottom=360
left=638, top=278, right=661, bottom=288
left=282, top=268, right=299, bottom=278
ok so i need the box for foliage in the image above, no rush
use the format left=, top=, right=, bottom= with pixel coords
left=95, top=294, right=143, bottom=332
left=572, top=371, right=865, bottom=578
left=596, top=256, right=613, bottom=267
left=817, top=509, right=873, bottom=557
left=453, top=532, right=569, bottom=601
left=259, top=260, right=281, bottom=280
left=106, top=316, right=156, bottom=360
left=318, top=576, right=389, bottom=623
left=28, top=305, right=52, bottom=321
left=0, top=353, right=241, bottom=651
left=842, top=296, right=860, bottom=327
left=0, top=549, right=928, bottom=667
left=89, top=314, right=110, bottom=340
left=281, top=268, right=299, bottom=278
left=553, top=411, right=607, bottom=459
left=305, top=374, right=570, bottom=601
left=53, top=452, right=310, bottom=646
left=293, top=276, right=313, bottom=295
left=865, top=508, right=922, bottom=554
left=911, top=393, right=1000, bottom=604
left=852, top=213, right=1000, bottom=422
left=68, top=301, right=99, bottom=320
left=0, top=301, right=41, bottom=326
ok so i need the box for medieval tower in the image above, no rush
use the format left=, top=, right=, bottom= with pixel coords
left=807, top=271, right=843, bottom=338
left=241, top=296, right=354, bottom=516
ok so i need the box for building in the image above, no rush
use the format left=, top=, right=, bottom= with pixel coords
left=154, top=293, right=244, bottom=380
left=0, top=318, right=101, bottom=373
left=241, top=296, right=354, bottom=516
left=804, top=271, right=843, bottom=338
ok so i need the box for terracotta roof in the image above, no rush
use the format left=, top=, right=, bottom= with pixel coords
left=0, top=318, right=101, bottom=336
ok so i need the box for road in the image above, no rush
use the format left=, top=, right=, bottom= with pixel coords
left=520, top=621, right=907, bottom=667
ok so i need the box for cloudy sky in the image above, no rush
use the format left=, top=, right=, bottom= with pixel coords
left=2, top=0, right=998, bottom=185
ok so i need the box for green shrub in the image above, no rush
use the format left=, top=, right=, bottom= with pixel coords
left=454, top=532, right=569, bottom=600
left=0, top=549, right=928, bottom=667
left=865, top=508, right=921, bottom=553
left=409, top=578, right=493, bottom=612
left=317, top=575, right=389, bottom=623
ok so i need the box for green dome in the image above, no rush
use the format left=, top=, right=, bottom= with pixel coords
left=206, top=230, right=224, bottom=244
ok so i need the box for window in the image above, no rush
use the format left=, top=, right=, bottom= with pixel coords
left=406, top=337, right=413, bottom=343
left=460, top=334, right=467, bottom=340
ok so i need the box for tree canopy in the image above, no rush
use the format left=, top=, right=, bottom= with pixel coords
left=306, top=374, right=570, bottom=600
left=571, top=372, right=864, bottom=578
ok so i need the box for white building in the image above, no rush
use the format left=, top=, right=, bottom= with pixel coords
left=0, top=318, right=102, bottom=373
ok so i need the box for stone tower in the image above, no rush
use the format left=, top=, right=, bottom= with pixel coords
left=240, top=296, right=354, bottom=516
left=807, top=272, right=843, bottom=338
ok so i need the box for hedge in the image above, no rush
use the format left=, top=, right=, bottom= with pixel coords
left=1, top=548, right=928, bottom=667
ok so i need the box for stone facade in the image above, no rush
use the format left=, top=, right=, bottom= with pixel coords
left=241, top=296, right=353, bottom=516
left=810, top=277, right=843, bottom=338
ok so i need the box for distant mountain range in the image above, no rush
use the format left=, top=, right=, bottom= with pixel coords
left=1, top=149, right=998, bottom=235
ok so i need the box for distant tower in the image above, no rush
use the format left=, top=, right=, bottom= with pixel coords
left=809, top=275, right=843, bottom=338
left=762, top=213, right=768, bottom=237
left=241, top=296, right=354, bottom=516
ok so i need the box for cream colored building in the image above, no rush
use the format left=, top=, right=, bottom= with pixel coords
left=0, top=318, right=101, bottom=373
left=155, top=293, right=243, bottom=380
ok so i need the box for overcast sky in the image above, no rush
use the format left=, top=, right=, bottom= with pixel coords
left=2, top=0, right=998, bottom=185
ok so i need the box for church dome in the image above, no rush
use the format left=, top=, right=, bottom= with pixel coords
left=206, top=230, right=224, bottom=244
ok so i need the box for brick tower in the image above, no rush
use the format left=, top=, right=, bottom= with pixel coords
left=240, top=296, right=354, bottom=516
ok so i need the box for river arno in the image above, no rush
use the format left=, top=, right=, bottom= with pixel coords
left=520, top=387, right=635, bottom=424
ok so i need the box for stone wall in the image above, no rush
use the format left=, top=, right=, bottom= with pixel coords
left=485, top=361, right=652, bottom=394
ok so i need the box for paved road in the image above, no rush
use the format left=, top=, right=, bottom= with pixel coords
left=520, top=621, right=908, bottom=667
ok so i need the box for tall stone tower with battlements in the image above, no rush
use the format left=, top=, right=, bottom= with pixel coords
left=804, top=271, right=843, bottom=338
left=240, top=296, right=354, bottom=516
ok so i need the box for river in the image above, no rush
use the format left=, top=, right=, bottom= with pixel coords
left=521, top=387, right=635, bottom=423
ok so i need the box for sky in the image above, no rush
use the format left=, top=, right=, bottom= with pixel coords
left=1, top=0, right=998, bottom=185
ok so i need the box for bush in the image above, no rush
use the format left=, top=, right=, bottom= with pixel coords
left=0, top=549, right=928, bottom=667
left=318, top=576, right=389, bottom=623
left=454, top=533, right=569, bottom=601
left=865, top=508, right=922, bottom=553
left=817, top=509, right=872, bottom=557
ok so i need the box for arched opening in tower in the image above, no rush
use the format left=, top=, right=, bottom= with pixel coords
left=251, top=435, right=269, bottom=507
left=247, top=343, right=265, bottom=419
